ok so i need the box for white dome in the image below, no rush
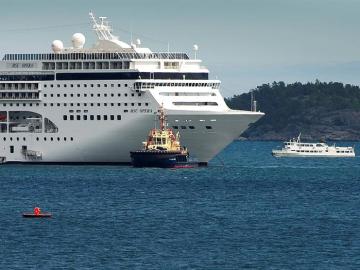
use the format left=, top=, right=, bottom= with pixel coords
left=71, top=33, right=86, bottom=49
left=51, top=40, right=64, bottom=53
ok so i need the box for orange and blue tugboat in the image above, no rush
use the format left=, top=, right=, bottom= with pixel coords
left=130, top=106, right=189, bottom=168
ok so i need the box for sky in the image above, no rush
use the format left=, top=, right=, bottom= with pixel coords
left=1, top=0, right=360, bottom=97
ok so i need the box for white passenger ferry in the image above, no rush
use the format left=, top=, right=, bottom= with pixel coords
left=0, top=12, right=264, bottom=165
left=272, top=134, right=355, bottom=157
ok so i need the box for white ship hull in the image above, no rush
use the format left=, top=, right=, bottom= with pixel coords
left=0, top=108, right=262, bottom=164
left=272, top=150, right=355, bottom=158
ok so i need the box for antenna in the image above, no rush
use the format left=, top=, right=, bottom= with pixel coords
left=193, top=44, right=199, bottom=59
left=250, top=91, right=257, bottom=112
left=89, top=11, right=115, bottom=41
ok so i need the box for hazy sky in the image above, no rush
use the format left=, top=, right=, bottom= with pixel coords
left=1, top=0, right=360, bottom=96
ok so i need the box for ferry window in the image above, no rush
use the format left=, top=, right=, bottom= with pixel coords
left=44, top=137, right=47, bottom=141
left=63, top=115, right=67, bottom=120
left=104, top=103, right=107, bottom=106
left=76, top=115, right=81, bottom=120
left=104, top=94, right=107, bottom=97
left=51, top=137, right=53, bottom=141
left=206, top=126, right=212, bottom=129
left=50, top=94, right=54, bottom=97
left=111, top=93, right=114, bottom=97
left=77, top=84, right=80, bottom=87
left=90, top=115, right=94, bottom=120
left=50, top=103, right=53, bottom=107
left=57, top=137, right=60, bottom=141
left=3, top=138, right=5, bottom=141
left=77, top=94, right=80, bottom=97
left=57, top=94, right=60, bottom=97
left=64, top=84, right=67, bottom=88
left=125, top=94, right=128, bottom=97
left=118, top=94, right=121, bottom=97
left=84, top=94, right=87, bottom=97
left=44, top=94, right=47, bottom=97
left=70, top=137, right=73, bottom=141
left=173, top=126, right=178, bottom=129
left=103, top=115, right=108, bottom=120
left=70, top=115, right=74, bottom=120
left=44, top=103, right=47, bottom=107
left=131, top=103, right=134, bottom=106
left=64, top=137, right=67, bottom=141
left=145, top=103, right=149, bottom=106
left=84, top=103, right=87, bottom=107
left=36, top=137, right=39, bottom=141
left=71, top=84, right=74, bottom=88
left=117, top=115, right=121, bottom=120
left=118, top=84, right=121, bottom=87
left=181, top=126, right=186, bottom=129
left=104, top=84, right=107, bottom=87
left=23, top=137, right=26, bottom=141
left=64, top=103, right=67, bottom=106
left=97, top=94, right=100, bottom=97
left=189, top=126, right=195, bottom=129
left=125, top=84, right=128, bottom=87
left=57, top=103, right=60, bottom=106
left=110, top=115, right=114, bottom=120
left=77, top=103, right=80, bottom=106
left=97, top=115, right=101, bottom=120
left=111, top=84, right=114, bottom=87
left=131, top=94, right=134, bottom=97
left=97, top=84, right=100, bottom=87
left=90, top=103, right=94, bottom=107
left=70, top=94, right=74, bottom=97
left=10, top=137, right=13, bottom=141
left=91, top=84, right=94, bottom=87
left=50, top=84, right=54, bottom=88
left=91, top=94, right=94, bottom=97
left=124, top=103, right=128, bottom=106
left=138, top=93, right=141, bottom=97
left=57, top=84, right=60, bottom=88
left=84, top=84, right=87, bottom=88
left=111, top=103, right=114, bottom=106
left=97, top=103, right=100, bottom=106
left=44, top=85, right=47, bottom=88
left=117, top=103, right=121, bottom=106
left=10, top=146, right=14, bottom=153
left=64, top=94, right=67, bottom=97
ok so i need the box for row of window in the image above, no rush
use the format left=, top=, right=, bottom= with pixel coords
left=173, top=102, right=218, bottom=106
left=134, top=82, right=220, bottom=89
left=0, top=83, right=39, bottom=90
left=3, top=137, right=74, bottom=142
left=0, top=92, right=39, bottom=100
left=0, top=102, right=149, bottom=107
left=43, top=61, right=130, bottom=71
left=173, top=125, right=212, bottom=130
left=63, top=115, right=121, bottom=121
left=43, top=92, right=139, bottom=98
left=159, top=92, right=216, bottom=97
left=44, top=83, right=128, bottom=88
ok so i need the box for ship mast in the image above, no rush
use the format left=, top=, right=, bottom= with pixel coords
left=159, top=105, right=166, bottom=131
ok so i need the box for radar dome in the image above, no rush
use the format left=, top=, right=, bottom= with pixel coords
left=51, top=40, right=64, bottom=53
left=71, top=33, right=86, bottom=49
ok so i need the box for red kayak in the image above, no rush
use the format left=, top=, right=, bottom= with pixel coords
left=22, top=207, right=51, bottom=218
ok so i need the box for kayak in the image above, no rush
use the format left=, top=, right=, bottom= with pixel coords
left=22, top=213, right=52, bottom=218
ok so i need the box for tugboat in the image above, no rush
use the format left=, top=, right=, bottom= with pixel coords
left=130, top=106, right=189, bottom=168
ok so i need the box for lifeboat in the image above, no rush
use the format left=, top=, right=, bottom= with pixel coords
left=22, top=207, right=52, bottom=218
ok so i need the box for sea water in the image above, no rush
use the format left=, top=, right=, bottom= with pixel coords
left=1, top=141, right=360, bottom=269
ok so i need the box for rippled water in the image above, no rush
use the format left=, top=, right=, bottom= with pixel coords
left=1, top=141, right=360, bottom=269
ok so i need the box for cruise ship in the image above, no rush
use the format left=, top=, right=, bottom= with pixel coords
left=0, top=13, right=264, bottom=165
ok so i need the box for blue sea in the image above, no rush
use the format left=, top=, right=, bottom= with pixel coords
left=1, top=141, right=360, bottom=269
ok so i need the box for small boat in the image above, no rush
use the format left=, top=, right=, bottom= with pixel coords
left=272, top=133, right=355, bottom=157
left=22, top=207, right=52, bottom=218
left=130, top=106, right=189, bottom=168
